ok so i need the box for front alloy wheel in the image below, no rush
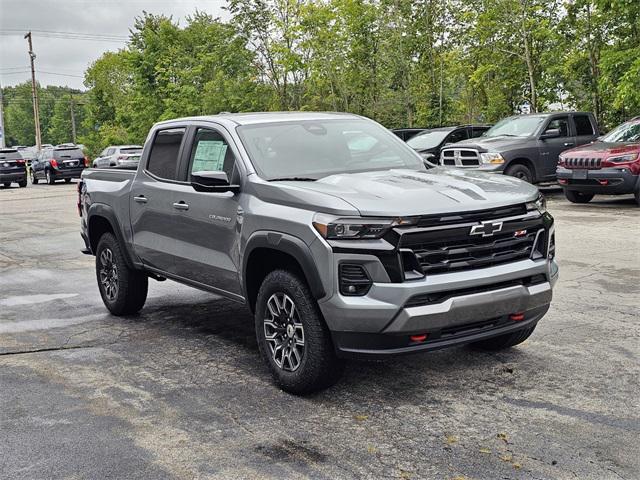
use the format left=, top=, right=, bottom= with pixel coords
left=99, top=247, right=118, bottom=301
left=264, top=292, right=305, bottom=372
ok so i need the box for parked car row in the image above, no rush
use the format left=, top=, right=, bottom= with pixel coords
left=92, top=145, right=143, bottom=169
left=397, top=112, right=640, bottom=205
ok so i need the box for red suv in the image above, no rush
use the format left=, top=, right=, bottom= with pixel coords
left=557, top=117, right=640, bottom=206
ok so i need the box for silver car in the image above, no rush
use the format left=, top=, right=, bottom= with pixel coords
left=92, top=145, right=143, bottom=169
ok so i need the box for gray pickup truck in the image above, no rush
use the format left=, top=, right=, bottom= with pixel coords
left=439, top=112, right=599, bottom=183
left=79, top=112, right=558, bottom=393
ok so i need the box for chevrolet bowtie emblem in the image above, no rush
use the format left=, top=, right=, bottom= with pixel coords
left=470, top=221, right=503, bottom=237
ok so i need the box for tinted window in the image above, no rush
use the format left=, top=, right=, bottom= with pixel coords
left=53, top=148, right=83, bottom=159
left=574, top=115, right=594, bottom=136
left=471, top=127, right=489, bottom=138
left=121, top=147, right=143, bottom=154
left=188, top=129, right=237, bottom=182
left=147, top=128, right=185, bottom=180
left=406, top=130, right=450, bottom=149
left=446, top=129, right=468, bottom=144
left=545, top=117, right=569, bottom=137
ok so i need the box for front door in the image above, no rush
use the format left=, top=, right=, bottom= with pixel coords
left=171, top=127, right=243, bottom=296
left=538, top=116, right=574, bottom=180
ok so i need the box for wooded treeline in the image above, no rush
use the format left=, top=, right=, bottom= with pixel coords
left=2, top=0, right=639, bottom=155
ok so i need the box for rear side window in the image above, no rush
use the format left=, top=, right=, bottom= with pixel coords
left=147, top=128, right=185, bottom=180
left=574, top=115, right=595, bottom=136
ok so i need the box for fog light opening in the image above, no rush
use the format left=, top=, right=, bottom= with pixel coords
left=509, top=313, right=525, bottom=322
left=598, top=179, right=609, bottom=185
left=410, top=333, right=428, bottom=343
left=558, top=179, right=568, bottom=185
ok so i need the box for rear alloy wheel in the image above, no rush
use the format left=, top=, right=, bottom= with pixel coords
left=255, top=270, right=344, bottom=394
left=45, top=169, right=55, bottom=185
left=564, top=189, right=594, bottom=204
left=31, top=170, right=39, bottom=184
left=95, top=233, right=148, bottom=315
left=505, top=164, right=533, bottom=183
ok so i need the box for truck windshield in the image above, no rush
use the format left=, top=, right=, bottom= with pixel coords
left=406, top=130, right=450, bottom=149
left=237, top=119, right=424, bottom=180
left=601, top=121, right=640, bottom=143
left=484, top=116, right=546, bottom=138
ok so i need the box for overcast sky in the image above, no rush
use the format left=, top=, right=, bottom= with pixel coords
left=0, top=0, right=228, bottom=90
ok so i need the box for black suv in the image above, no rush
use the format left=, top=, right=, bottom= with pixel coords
left=0, top=148, right=28, bottom=188
left=405, top=125, right=492, bottom=164
left=31, top=145, right=87, bottom=184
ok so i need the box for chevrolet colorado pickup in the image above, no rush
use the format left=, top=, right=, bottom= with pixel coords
left=439, top=112, right=599, bottom=183
left=79, top=112, right=558, bottom=393
left=557, top=116, right=640, bottom=206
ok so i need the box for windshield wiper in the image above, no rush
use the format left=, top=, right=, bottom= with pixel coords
left=269, top=177, right=317, bottom=182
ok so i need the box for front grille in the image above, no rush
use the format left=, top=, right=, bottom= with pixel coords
left=564, top=157, right=602, bottom=169
left=440, top=148, right=480, bottom=167
left=399, top=215, right=545, bottom=275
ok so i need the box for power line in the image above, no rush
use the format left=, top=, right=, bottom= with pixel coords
left=0, top=29, right=128, bottom=43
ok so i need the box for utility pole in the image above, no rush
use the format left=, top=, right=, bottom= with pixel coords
left=70, top=96, right=77, bottom=143
left=0, top=80, right=5, bottom=148
left=24, top=31, right=42, bottom=150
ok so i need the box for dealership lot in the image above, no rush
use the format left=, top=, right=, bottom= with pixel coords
left=0, top=183, right=638, bottom=479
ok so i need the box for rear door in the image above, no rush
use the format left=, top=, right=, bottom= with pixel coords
left=129, top=127, right=186, bottom=275
left=572, top=113, right=598, bottom=147
left=170, top=125, right=243, bottom=296
left=538, top=115, right=574, bottom=179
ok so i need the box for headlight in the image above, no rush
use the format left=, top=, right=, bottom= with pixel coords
left=526, top=193, right=547, bottom=214
left=480, top=152, right=505, bottom=164
left=607, top=153, right=638, bottom=163
left=312, top=213, right=417, bottom=240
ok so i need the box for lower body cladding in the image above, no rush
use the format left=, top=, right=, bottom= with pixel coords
left=319, top=258, right=558, bottom=359
left=50, top=167, right=85, bottom=180
left=557, top=166, right=640, bottom=195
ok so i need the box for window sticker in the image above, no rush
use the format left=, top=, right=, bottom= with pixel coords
left=192, top=140, right=228, bottom=172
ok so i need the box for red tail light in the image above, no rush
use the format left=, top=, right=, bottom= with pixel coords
left=16, top=159, right=25, bottom=165
left=50, top=159, right=58, bottom=168
left=84, top=156, right=89, bottom=167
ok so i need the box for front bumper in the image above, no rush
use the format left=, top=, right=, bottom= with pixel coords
left=557, top=166, right=639, bottom=195
left=0, top=171, right=27, bottom=183
left=319, top=258, right=558, bottom=359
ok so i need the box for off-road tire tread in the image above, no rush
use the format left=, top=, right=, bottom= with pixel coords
left=96, top=233, right=148, bottom=316
left=255, top=269, right=344, bottom=394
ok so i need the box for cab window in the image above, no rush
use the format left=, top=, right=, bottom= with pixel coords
left=146, top=128, right=186, bottom=180
left=545, top=117, right=569, bottom=137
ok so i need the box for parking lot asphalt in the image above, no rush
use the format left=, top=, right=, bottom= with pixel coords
left=0, top=181, right=638, bottom=480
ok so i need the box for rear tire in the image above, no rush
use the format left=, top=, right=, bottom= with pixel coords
left=18, top=179, right=27, bottom=188
left=65, top=178, right=71, bottom=183
left=255, top=269, right=344, bottom=394
left=95, top=233, right=148, bottom=316
left=31, top=170, right=39, bottom=184
left=634, top=185, right=640, bottom=207
left=505, top=164, right=534, bottom=183
left=564, top=189, right=594, bottom=203
left=471, top=324, right=537, bottom=350
left=3, top=182, right=10, bottom=188
left=46, top=169, right=55, bottom=185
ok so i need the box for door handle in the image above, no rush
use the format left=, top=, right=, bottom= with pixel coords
left=563, top=142, right=575, bottom=147
left=173, top=201, right=189, bottom=211
left=134, top=195, right=148, bottom=204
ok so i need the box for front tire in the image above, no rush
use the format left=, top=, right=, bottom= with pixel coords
left=255, top=270, right=344, bottom=394
left=471, top=324, right=537, bottom=350
left=564, top=189, right=594, bottom=204
left=505, top=164, right=534, bottom=183
left=95, top=233, right=148, bottom=316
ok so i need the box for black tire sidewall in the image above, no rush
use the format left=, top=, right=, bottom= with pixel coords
left=505, top=164, right=533, bottom=184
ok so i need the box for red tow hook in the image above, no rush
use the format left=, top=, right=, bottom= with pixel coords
left=509, top=313, right=525, bottom=322
left=410, top=334, right=428, bottom=343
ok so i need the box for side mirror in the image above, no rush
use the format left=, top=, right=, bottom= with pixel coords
left=540, top=128, right=561, bottom=139
left=191, top=171, right=239, bottom=193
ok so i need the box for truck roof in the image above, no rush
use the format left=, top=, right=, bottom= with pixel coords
left=155, top=111, right=362, bottom=128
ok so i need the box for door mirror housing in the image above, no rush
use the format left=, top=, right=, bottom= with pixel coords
left=191, top=171, right=239, bottom=193
left=540, top=128, right=561, bottom=139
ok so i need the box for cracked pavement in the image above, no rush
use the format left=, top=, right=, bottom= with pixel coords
left=0, top=182, right=638, bottom=479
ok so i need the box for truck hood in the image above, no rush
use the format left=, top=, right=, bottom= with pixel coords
left=444, top=135, right=530, bottom=153
left=562, top=141, right=640, bottom=157
left=270, top=168, right=538, bottom=217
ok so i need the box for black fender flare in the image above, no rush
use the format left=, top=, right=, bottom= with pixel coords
left=242, top=231, right=326, bottom=300
left=87, top=203, right=140, bottom=269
